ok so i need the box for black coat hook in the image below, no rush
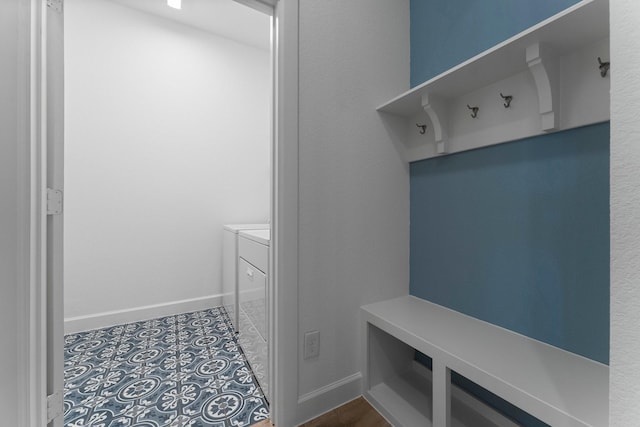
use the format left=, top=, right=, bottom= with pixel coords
left=467, top=104, right=479, bottom=118
left=500, top=93, right=513, bottom=108
left=598, top=57, right=610, bottom=78
left=416, top=123, right=427, bottom=135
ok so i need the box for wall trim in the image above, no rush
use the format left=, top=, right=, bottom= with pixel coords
left=17, top=0, right=48, bottom=425
left=296, top=372, right=363, bottom=424
left=233, top=0, right=275, bottom=15
left=271, top=0, right=300, bottom=425
left=64, top=294, right=223, bottom=334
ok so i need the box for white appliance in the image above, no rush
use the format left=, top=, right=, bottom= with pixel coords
left=238, top=228, right=270, bottom=401
left=222, top=224, right=269, bottom=333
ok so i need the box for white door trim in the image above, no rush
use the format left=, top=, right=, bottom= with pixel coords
left=234, top=0, right=276, bottom=15
left=21, top=0, right=301, bottom=425
left=17, top=0, right=49, bottom=425
left=271, top=0, right=299, bottom=425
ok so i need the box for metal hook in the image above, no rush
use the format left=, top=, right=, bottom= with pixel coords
left=467, top=104, right=479, bottom=118
left=500, top=93, right=513, bottom=108
left=416, top=123, right=427, bottom=135
left=598, top=57, right=610, bottom=78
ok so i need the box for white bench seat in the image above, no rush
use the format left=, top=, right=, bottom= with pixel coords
left=361, top=295, right=608, bottom=427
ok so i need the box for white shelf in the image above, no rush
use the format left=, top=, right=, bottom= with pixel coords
left=365, top=354, right=522, bottom=427
left=367, top=371, right=433, bottom=427
left=362, top=296, right=609, bottom=427
left=377, top=0, right=610, bottom=162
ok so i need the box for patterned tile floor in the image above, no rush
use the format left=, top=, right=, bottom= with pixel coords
left=64, top=307, right=269, bottom=427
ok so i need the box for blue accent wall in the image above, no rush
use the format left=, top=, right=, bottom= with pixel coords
left=410, top=0, right=580, bottom=86
left=409, top=2, right=609, bottom=423
left=410, top=123, right=610, bottom=364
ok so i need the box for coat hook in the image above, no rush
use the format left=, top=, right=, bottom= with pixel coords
left=500, top=93, right=513, bottom=108
left=598, top=57, right=610, bottom=78
left=467, top=104, right=479, bottom=118
left=416, top=123, right=427, bottom=135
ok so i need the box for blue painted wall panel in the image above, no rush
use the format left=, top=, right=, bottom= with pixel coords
left=410, top=123, right=610, bottom=364
left=409, top=2, right=609, bottom=423
left=410, top=0, right=579, bottom=86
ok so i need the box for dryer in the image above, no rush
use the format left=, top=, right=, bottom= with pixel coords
left=238, top=228, right=270, bottom=401
left=222, top=224, right=269, bottom=333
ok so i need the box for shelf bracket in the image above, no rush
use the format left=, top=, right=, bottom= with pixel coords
left=526, top=43, right=558, bottom=132
left=421, top=93, right=448, bottom=154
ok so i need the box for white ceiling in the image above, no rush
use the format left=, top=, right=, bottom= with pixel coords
left=109, top=0, right=271, bottom=50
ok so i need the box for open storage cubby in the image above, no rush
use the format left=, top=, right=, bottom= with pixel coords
left=361, top=296, right=608, bottom=427
left=377, top=0, right=609, bottom=162
left=365, top=323, right=523, bottom=427
left=366, top=324, right=433, bottom=426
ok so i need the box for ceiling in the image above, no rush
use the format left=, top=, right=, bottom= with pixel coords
left=109, top=0, right=271, bottom=50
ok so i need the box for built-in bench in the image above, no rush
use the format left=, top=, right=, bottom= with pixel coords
left=361, top=296, right=608, bottom=427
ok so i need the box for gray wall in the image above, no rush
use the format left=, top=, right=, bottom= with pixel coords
left=296, top=0, right=410, bottom=420
left=610, top=0, right=640, bottom=423
left=0, top=0, right=20, bottom=423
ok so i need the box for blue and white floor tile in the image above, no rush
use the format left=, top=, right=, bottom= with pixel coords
left=64, top=307, right=269, bottom=427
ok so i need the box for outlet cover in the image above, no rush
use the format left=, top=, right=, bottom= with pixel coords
left=304, top=330, right=319, bottom=359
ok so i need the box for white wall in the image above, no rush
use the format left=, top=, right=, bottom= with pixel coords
left=0, top=0, right=20, bottom=423
left=296, top=0, right=410, bottom=420
left=64, top=0, right=270, bottom=320
left=610, top=0, right=640, bottom=424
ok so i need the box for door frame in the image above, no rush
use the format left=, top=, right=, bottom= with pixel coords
left=18, top=0, right=300, bottom=425
left=17, top=0, right=49, bottom=425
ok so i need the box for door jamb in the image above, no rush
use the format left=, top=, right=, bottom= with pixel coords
left=270, top=0, right=299, bottom=425
left=18, top=0, right=49, bottom=425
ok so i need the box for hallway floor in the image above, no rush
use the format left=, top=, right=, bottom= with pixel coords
left=63, top=307, right=268, bottom=426
left=251, top=397, right=390, bottom=427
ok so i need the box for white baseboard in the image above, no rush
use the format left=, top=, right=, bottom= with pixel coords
left=296, top=372, right=363, bottom=425
left=64, top=294, right=224, bottom=334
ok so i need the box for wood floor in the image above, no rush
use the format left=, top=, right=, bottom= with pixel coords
left=251, top=397, right=390, bottom=427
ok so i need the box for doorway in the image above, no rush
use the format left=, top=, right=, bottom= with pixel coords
left=60, top=0, right=276, bottom=425
left=25, top=0, right=299, bottom=425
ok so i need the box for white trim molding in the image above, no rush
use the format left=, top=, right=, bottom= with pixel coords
left=296, top=373, right=363, bottom=425
left=64, top=295, right=224, bottom=334
left=233, top=0, right=276, bottom=15
left=270, top=0, right=300, bottom=425
left=17, top=0, right=48, bottom=425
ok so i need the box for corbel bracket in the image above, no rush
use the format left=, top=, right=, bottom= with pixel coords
left=526, top=43, right=558, bottom=131
left=421, top=93, right=448, bottom=154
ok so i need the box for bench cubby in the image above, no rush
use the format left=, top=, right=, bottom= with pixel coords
left=361, top=296, right=608, bottom=427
